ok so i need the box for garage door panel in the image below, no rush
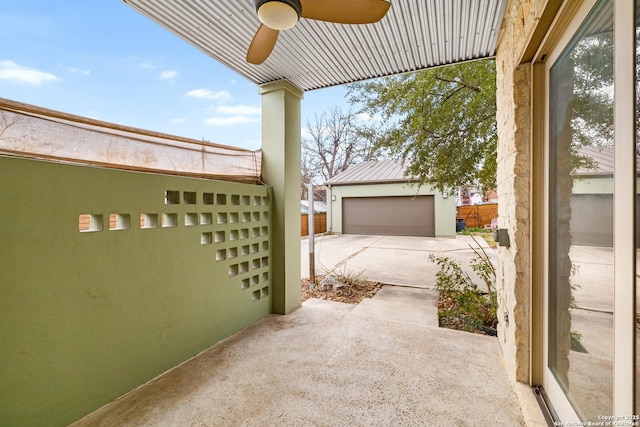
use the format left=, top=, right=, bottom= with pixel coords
left=570, top=194, right=613, bottom=247
left=342, top=196, right=434, bottom=237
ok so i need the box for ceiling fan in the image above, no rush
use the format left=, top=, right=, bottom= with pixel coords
left=247, top=0, right=391, bottom=65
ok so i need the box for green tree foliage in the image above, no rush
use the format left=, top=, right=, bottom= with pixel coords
left=348, top=59, right=497, bottom=192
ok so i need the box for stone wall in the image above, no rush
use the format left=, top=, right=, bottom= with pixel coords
left=495, top=0, right=550, bottom=384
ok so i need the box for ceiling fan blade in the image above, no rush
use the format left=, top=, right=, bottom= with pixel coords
left=300, top=0, right=390, bottom=24
left=246, top=24, right=279, bottom=65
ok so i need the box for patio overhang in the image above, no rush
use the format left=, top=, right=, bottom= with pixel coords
left=121, top=0, right=507, bottom=91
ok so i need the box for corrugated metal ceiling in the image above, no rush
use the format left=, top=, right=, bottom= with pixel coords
left=122, top=0, right=507, bottom=92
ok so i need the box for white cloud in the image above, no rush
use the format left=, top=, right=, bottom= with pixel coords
left=205, top=115, right=260, bottom=126
left=186, top=88, right=232, bottom=101
left=0, top=60, right=59, bottom=85
left=59, top=64, right=91, bottom=75
left=215, top=105, right=261, bottom=115
left=354, top=112, right=383, bottom=124
left=205, top=104, right=261, bottom=126
left=160, top=70, right=178, bottom=80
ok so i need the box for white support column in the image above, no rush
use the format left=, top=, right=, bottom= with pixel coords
left=259, top=80, right=304, bottom=315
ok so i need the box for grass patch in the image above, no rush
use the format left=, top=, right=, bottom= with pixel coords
left=458, top=227, right=496, bottom=249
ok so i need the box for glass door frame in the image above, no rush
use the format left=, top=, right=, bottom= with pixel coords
left=532, top=0, right=636, bottom=421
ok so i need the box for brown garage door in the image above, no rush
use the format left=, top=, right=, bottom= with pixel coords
left=342, top=196, right=435, bottom=237
left=570, top=194, right=613, bottom=247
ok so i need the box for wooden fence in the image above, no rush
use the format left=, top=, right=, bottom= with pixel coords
left=457, top=204, right=498, bottom=229
left=301, top=213, right=327, bottom=236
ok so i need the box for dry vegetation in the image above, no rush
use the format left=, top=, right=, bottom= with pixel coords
left=301, top=272, right=382, bottom=305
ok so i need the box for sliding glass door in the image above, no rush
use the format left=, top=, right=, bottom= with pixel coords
left=542, top=0, right=636, bottom=421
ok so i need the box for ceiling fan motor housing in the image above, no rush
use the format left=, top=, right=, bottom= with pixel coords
left=254, top=0, right=302, bottom=22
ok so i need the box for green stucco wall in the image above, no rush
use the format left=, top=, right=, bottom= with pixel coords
left=327, top=182, right=457, bottom=237
left=0, top=156, right=271, bottom=426
left=260, top=81, right=302, bottom=315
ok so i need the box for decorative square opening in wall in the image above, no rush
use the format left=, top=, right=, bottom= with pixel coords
left=239, top=261, right=249, bottom=274
left=228, top=247, right=238, bottom=259
left=216, top=249, right=226, bottom=261
left=185, top=213, right=198, bottom=226
left=162, top=213, right=178, bottom=228
left=203, top=192, right=214, bottom=205
left=109, top=214, right=130, bottom=231
left=242, top=195, right=250, bottom=206
left=229, top=264, right=239, bottom=277
left=165, top=190, right=180, bottom=205
left=216, top=194, right=226, bottom=205
left=201, top=232, right=213, bottom=245
left=140, top=213, right=158, bottom=229
left=183, top=191, right=197, bottom=205
left=229, top=212, right=239, bottom=224
left=231, top=194, right=240, bottom=205
left=200, top=213, right=213, bottom=225
left=79, top=214, right=103, bottom=232
left=254, top=196, right=262, bottom=206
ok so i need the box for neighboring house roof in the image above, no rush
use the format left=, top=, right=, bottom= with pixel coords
left=325, top=160, right=414, bottom=186
left=301, top=200, right=327, bottom=214
left=573, top=145, right=640, bottom=176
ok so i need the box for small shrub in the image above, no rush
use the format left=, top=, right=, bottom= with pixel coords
left=429, top=236, right=498, bottom=334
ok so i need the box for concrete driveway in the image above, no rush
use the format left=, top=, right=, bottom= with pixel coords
left=301, top=234, right=496, bottom=288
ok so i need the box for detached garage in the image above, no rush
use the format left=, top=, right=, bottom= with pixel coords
left=570, top=146, right=640, bottom=247
left=325, top=160, right=456, bottom=237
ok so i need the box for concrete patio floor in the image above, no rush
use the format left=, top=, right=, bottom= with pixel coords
left=72, top=285, right=526, bottom=426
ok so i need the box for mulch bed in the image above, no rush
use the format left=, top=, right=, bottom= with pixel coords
left=301, top=275, right=383, bottom=305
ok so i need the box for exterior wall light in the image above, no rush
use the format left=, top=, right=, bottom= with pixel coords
left=331, top=195, right=336, bottom=201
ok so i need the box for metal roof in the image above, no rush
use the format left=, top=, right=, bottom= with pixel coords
left=325, top=159, right=413, bottom=185
left=573, top=145, right=640, bottom=176
left=122, top=0, right=507, bottom=92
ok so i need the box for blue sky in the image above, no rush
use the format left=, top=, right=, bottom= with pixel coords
left=0, top=0, right=350, bottom=151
